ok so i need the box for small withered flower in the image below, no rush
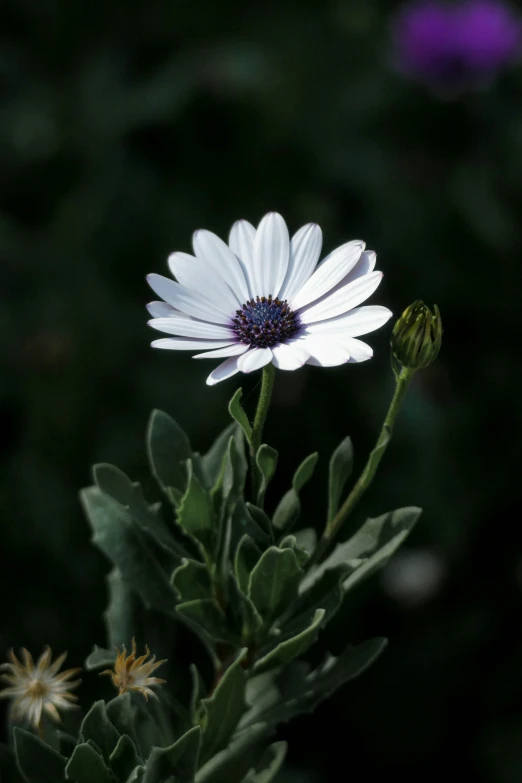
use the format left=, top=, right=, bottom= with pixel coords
left=391, top=300, right=442, bottom=372
left=101, top=638, right=167, bottom=700
left=0, top=647, right=81, bottom=730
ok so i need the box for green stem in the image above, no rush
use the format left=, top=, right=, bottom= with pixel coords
left=250, top=363, right=276, bottom=496
left=312, top=368, right=414, bottom=565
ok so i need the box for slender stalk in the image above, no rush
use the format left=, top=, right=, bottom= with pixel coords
left=250, top=363, right=276, bottom=499
left=311, top=368, right=414, bottom=565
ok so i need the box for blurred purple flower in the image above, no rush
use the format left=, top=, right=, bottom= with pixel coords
left=392, top=0, right=522, bottom=90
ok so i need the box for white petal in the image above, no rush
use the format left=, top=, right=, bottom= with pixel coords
left=345, top=337, right=373, bottom=362
left=152, top=338, right=234, bottom=350
left=147, top=301, right=178, bottom=318
left=193, top=343, right=249, bottom=360
left=168, top=251, right=241, bottom=310
left=237, top=346, right=273, bottom=373
left=147, top=274, right=232, bottom=325
left=229, top=220, right=256, bottom=298
left=343, top=250, right=376, bottom=285
left=271, top=341, right=310, bottom=370
left=301, top=336, right=352, bottom=367
left=148, top=317, right=234, bottom=340
left=252, top=212, right=290, bottom=298
left=290, top=240, right=365, bottom=311
left=299, top=271, right=383, bottom=324
left=305, top=305, right=393, bottom=336
left=193, top=230, right=250, bottom=304
left=279, top=223, right=323, bottom=302
left=206, top=356, right=242, bottom=386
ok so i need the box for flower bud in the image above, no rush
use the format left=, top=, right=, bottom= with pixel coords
left=391, top=300, right=442, bottom=372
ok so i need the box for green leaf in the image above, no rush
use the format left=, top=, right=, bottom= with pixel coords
left=200, top=650, right=248, bottom=764
left=85, top=644, right=116, bottom=670
left=80, top=700, right=121, bottom=762
left=245, top=503, right=273, bottom=542
left=235, top=535, right=262, bottom=594
left=254, top=609, right=325, bottom=673
left=278, top=535, right=309, bottom=566
left=66, top=743, right=112, bottom=783
left=302, top=506, right=422, bottom=593
left=93, top=463, right=182, bottom=555
left=286, top=564, right=351, bottom=632
left=242, top=742, right=287, bottom=783
left=255, top=445, right=278, bottom=506
left=106, top=694, right=138, bottom=746
left=172, top=559, right=212, bottom=602
left=228, top=388, right=252, bottom=443
left=13, top=728, right=66, bottom=783
left=223, top=436, right=248, bottom=503
left=202, top=423, right=240, bottom=489
left=177, top=599, right=241, bottom=645
left=147, top=409, right=192, bottom=496
left=293, top=527, right=317, bottom=555
left=272, top=453, right=318, bottom=531
left=327, top=437, right=354, bottom=522
left=142, top=726, right=201, bottom=783
left=226, top=571, right=263, bottom=644
left=178, top=462, right=216, bottom=556
left=190, top=664, right=207, bottom=724
left=82, top=488, right=177, bottom=615
left=241, top=638, right=387, bottom=730
left=126, top=767, right=145, bottom=783
left=248, top=546, right=302, bottom=623
left=110, top=735, right=142, bottom=781
left=195, top=723, right=269, bottom=783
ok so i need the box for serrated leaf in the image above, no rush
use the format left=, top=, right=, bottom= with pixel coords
left=242, top=741, right=287, bottom=783
left=255, top=445, right=278, bottom=506
left=248, top=547, right=302, bottom=623
left=93, top=463, right=182, bottom=555
left=200, top=650, right=248, bottom=764
left=82, top=488, right=177, bottom=615
left=13, top=728, right=66, bottom=783
left=229, top=503, right=271, bottom=560
left=302, top=506, right=422, bottom=592
left=228, top=388, right=252, bottom=443
left=66, top=743, right=112, bottom=783
left=110, top=735, right=142, bottom=781
left=272, top=453, right=318, bottom=531
left=85, top=644, right=116, bottom=670
left=142, top=726, right=201, bottom=783
left=235, top=535, right=262, bottom=594
left=254, top=609, right=325, bottom=673
left=177, top=599, right=241, bottom=645
left=0, top=745, right=25, bottom=783
left=172, top=559, right=212, bottom=602
left=328, top=436, right=354, bottom=522
left=147, top=409, right=192, bottom=496
left=241, top=638, right=387, bottom=730
left=226, top=571, right=263, bottom=644
left=178, top=462, right=216, bottom=556
left=80, top=700, right=121, bottom=762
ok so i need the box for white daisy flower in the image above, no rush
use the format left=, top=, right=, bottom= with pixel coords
left=147, top=212, right=392, bottom=385
left=0, top=647, right=81, bottom=729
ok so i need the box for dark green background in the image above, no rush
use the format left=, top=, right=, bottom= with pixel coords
left=2, top=1, right=522, bottom=780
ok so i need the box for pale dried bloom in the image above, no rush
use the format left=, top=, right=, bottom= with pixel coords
left=101, top=638, right=167, bottom=700
left=0, top=647, right=81, bottom=729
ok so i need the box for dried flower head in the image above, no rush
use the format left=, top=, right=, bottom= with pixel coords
left=101, top=638, right=167, bottom=700
left=0, top=647, right=81, bottom=729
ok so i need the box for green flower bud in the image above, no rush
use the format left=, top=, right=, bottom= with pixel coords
left=391, top=300, right=442, bottom=372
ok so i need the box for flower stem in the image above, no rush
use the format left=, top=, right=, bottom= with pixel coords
left=250, top=363, right=276, bottom=495
left=311, top=368, right=414, bottom=565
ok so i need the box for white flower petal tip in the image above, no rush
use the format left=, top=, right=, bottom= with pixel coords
left=147, top=214, right=389, bottom=381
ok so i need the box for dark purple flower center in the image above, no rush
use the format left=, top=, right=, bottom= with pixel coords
left=232, top=295, right=300, bottom=348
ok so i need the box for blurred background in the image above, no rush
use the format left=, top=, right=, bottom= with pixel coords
left=2, top=0, right=522, bottom=780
